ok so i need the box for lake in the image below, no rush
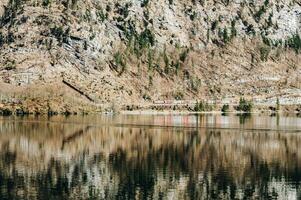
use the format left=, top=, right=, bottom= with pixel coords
left=0, top=114, right=300, bottom=199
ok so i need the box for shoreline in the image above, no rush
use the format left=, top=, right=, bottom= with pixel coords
left=120, top=110, right=301, bottom=115
left=0, top=105, right=300, bottom=116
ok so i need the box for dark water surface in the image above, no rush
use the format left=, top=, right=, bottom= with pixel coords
left=0, top=114, right=300, bottom=200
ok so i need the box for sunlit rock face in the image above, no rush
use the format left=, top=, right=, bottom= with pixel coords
left=0, top=114, right=300, bottom=199
left=0, top=0, right=300, bottom=111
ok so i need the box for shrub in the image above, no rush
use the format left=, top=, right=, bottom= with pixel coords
left=42, top=0, right=51, bottom=7
left=0, top=108, right=12, bottom=116
left=174, top=91, right=183, bottom=100
left=50, top=26, right=70, bottom=44
left=211, top=20, right=218, bottom=31
left=143, top=94, right=151, bottom=101
left=116, top=2, right=131, bottom=18
left=113, top=51, right=127, bottom=74
left=221, top=104, right=229, bottom=113
left=96, top=9, right=107, bottom=22
left=0, top=33, right=3, bottom=46
left=147, top=49, right=154, bottom=70
left=259, top=46, right=270, bottom=61
left=223, top=28, right=229, bottom=43
left=245, top=24, right=255, bottom=35
left=179, top=49, right=188, bottom=62
left=172, top=60, right=180, bottom=74
left=262, top=35, right=271, bottom=46
left=194, top=101, right=205, bottom=112
left=254, top=6, right=266, bottom=22
left=194, top=101, right=212, bottom=112
left=267, top=13, right=273, bottom=27
left=189, top=77, right=201, bottom=92
left=138, top=29, right=155, bottom=49
left=126, top=28, right=155, bottom=57
left=236, top=98, right=252, bottom=112
left=286, top=33, right=301, bottom=53
left=148, top=75, right=153, bottom=87
left=141, top=0, right=149, bottom=7
left=1, top=0, right=23, bottom=25
left=230, top=20, right=237, bottom=39
left=276, top=98, right=280, bottom=111
left=4, top=60, right=16, bottom=70
left=190, top=11, right=197, bottom=21
left=163, top=49, right=170, bottom=74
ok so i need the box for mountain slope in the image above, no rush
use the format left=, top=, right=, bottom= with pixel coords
left=0, top=0, right=300, bottom=113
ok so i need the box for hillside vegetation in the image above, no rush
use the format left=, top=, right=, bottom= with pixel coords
left=0, top=0, right=300, bottom=113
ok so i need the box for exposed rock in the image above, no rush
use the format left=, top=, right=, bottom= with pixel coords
left=0, top=0, right=300, bottom=112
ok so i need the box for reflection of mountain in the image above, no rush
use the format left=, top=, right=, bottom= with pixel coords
left=0, top=115, right=300, bottom=199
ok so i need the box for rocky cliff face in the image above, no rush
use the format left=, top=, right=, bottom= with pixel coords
left=0, top=0, right=300, bottom=113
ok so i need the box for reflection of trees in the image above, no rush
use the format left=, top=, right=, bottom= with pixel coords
left=0, top=117, right=300, bottom=199
left=237, top=113, right=251, bottom=125
left=0, top=152, right=120, bottom=199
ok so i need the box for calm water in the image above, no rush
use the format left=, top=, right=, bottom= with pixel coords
left=0, top=114, right=300, bottom=200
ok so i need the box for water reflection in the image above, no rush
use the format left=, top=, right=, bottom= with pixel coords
left=0, top=114, right=300, bottom=199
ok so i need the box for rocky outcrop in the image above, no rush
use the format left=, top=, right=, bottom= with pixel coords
left=0, top=0, right=300, bottom=113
